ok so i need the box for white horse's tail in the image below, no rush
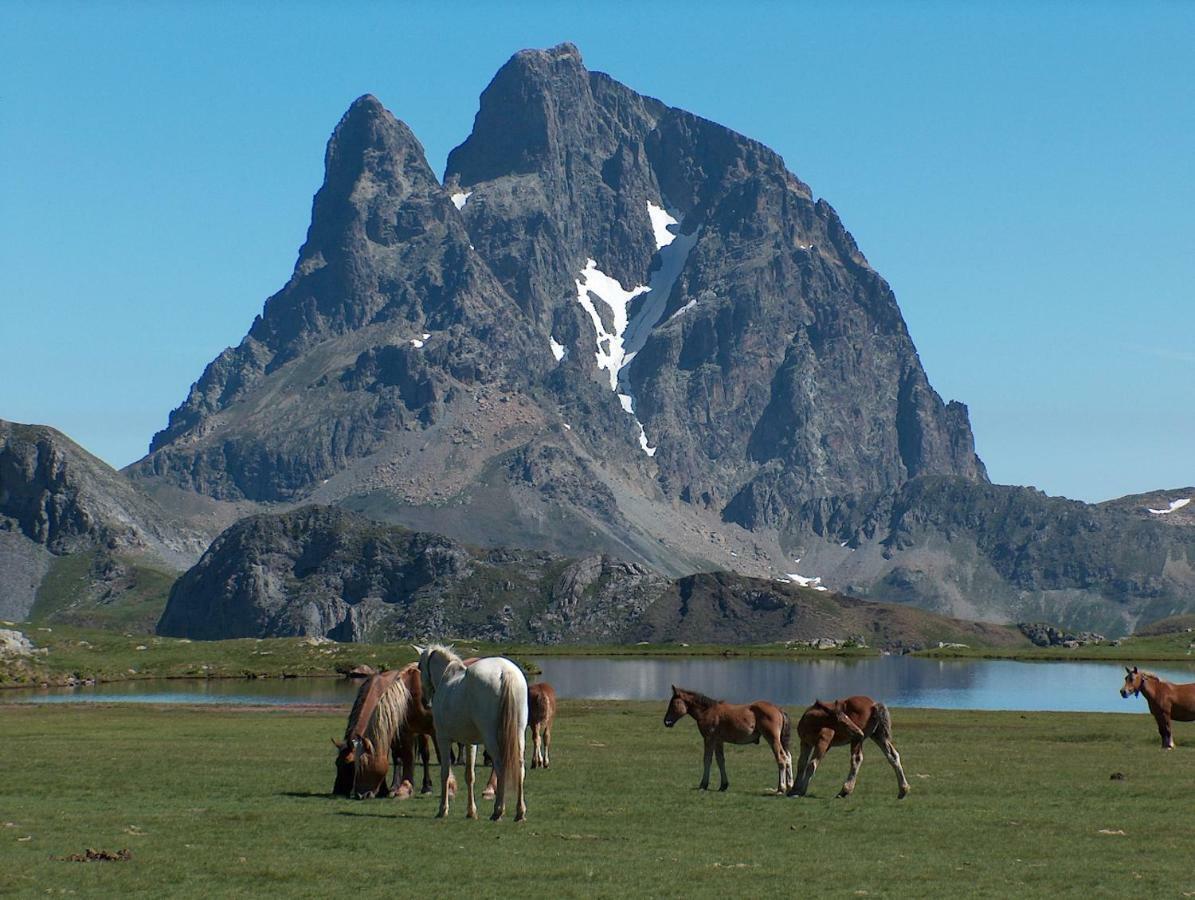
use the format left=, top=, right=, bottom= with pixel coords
left=499, top=669, right=525, bottom=805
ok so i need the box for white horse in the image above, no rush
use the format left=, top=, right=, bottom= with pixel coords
left=415, top=644, right=528, bottom=821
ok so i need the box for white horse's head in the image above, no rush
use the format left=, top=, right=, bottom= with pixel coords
left=415, top=644, right=458, bottom=708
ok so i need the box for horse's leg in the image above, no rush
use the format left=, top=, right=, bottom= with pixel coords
left=1154, top=708, right=1175, bottom=749
left=872, top=734, right=910, bottom=798
left=788, top=742, right=813, bottom=796
left=837, top=740, right=864, bottom=798
left=715, top=741, right=729, bottom=792
left=482, top=748, right=498, bottom=799
left=489, top=731, right=507, bottom=822
left=530, top=722, right=541, bottom=769
left=392, top=735, right=415, bottom=799
left=464, top=743, right=478, bottom=819
left=419, top=734, right=433, bottom=794
left=435, top=732, right=452, bottom=819
left=699, top=736, right=714, bottom=790
left=796, top=736, right=831, bottom=797
left=768, top=727, right=789, bottom=793
left=543, top=720, right=552, bottom=769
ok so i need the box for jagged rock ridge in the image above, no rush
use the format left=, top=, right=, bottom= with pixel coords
left=159, top=506, right=1028, bottom=649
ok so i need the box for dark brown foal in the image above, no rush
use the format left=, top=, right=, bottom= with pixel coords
left=788, top=696, right=909, bottom=800
left=663, top=685, right=793, bottom=793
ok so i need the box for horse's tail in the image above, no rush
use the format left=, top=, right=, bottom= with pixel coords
left=780, top=709, right=792, bottom=753
left=498, top=667, right=526, bottom=802
left=873, top=701, right=893, bottom=742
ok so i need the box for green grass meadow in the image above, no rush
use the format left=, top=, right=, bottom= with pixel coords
left=2, top=702, right=1194, bottom=897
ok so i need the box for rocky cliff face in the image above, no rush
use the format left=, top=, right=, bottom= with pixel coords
left=158, top=506, right=1027, bottom=649
left=0, top=420, right=206, bottom=621
left=128, top=44, right=985, bottom=587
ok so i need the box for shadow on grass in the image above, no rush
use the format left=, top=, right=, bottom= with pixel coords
left=278, top=791, right=332, bottom=799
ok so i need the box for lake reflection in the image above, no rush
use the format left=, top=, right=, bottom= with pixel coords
left=532, top=657, right=1195, bottom=715
left=5, top=657, right=1195, bottom=713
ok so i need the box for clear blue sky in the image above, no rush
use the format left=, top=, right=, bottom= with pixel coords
left=2, top=1, right=1191, bottom=503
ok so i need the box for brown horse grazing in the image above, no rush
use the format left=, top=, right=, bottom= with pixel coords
left=788, top=696, right=909, bottom=800
left=1121, top=666, right=1195, bottom=749
left=332, top=664, right=453, bottom=799
left=663, top=685, right=793, bottom=793
left=528, top=682, right=557, bottom=769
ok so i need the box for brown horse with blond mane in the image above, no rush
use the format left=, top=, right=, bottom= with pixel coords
left=332, top=663, right=453, bottom=799
left=528, top=682, right=557, bottom=769
left=1121, top=666, right=1195, bottom=749
left=663, top=685, right=793, bottom=793
left=788, top=696, right=909, bottom=799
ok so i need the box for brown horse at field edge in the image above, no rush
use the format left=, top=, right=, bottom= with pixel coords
left=788, top=696, right=909, bottom=800
left=663, top=685, right=793, bottom=793
left=1121, top=666, right=1195, bottom=749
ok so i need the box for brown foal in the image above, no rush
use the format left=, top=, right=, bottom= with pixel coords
left=663, top=685, right=793, bottom=793
left=528, top=682, right=557, bottom=769
left=1121, top=666, right=1195, bottom=749
left=788, top=696, right=909, bottom=800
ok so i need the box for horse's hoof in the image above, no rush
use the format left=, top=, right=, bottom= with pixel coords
left=466, top=809, right=478, bottom=820
left=515, top=813, right=526, bottom=823
left=392, top=784, right=414, bottom=800
left=490, top=812, right=504, bottom=822
left=718, top=784, right=729, bottom=792
left=482, top=789, right=496, bottom=800
left=836, top=790, right=850, bottom=799
left=898, top=787, right=910, bottom=799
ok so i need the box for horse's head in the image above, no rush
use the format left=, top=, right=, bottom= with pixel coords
left=663, top=685, right=688, bottom=727
left=414, top=645, right=435, bottom=709
left=814, top=699, right=866, bottom=738
left=331, top=735, right=375, bottom=796
left=1121, top=666, right=1145, bottom=698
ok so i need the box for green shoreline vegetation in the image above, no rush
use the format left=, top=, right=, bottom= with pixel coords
left=2, top=623, right=1193, bottom=690
left=2, top=702, right=1194, bottom=897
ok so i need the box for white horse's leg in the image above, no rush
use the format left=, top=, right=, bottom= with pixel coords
left=464, top=743, right=477, bottom=819
left=435, top=732, right=452, bottom=818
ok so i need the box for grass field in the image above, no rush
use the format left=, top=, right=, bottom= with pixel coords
left=2, top=702, right=1194, bottom=897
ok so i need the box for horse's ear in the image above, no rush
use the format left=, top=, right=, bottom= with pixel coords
left=1125, top=666, right=1133, bottom=675
left=670, top=684, right=677, bottom=694
left=1132, top=666, right=1139, bottom=674
left=331, top=737, right=344, bottom=750
left=412, top=644, right=425, bottom=656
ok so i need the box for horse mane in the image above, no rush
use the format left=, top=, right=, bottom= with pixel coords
left=677, top=687, right=721, bottom=710
left=344, top=670, right=410, bottom=772
left=425, top=643, right=460, bottom=665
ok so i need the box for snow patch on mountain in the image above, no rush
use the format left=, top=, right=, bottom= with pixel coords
left=451, top=191, right=472, bottom=210
left=549, top=337, right=566, bottom=362
left=782, top=560, right=828, bottom=591
left=573, top=202, right=697, bottom=456
left=1148, top=497, right=1191, bottom=515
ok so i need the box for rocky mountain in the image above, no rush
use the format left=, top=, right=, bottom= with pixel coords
left=0, top=420, right=208, bottom=626
left=158, top=505, right=1028, bottom=649
left=112, top=44, right=1194, bottom=636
